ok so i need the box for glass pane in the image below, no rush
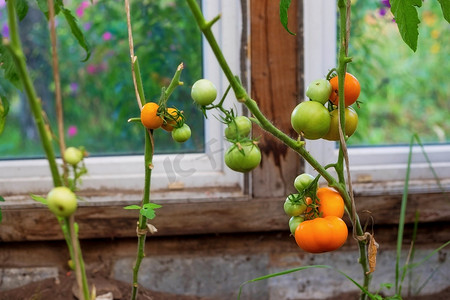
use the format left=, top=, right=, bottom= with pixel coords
left=0, top=0, right=203, bottom=159
left=347, top=0, right=449, bottom=146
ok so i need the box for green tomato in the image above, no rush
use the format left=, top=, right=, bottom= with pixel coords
left=294, top=173, right=314, bottom=193
left=63, top=147, right=83, bottom=166
left=283, top=194, right=307, bottom=217
left=224, top=142, right=261, bottom=173
left=323, top=106, right=358, bottom=141
left=289, top=216, right=304, bottom=235
left=191, top=79, right=217, bottom=106
left=225, top=116, right=252, bottom=140
left=291, top=101, right=331, bottom=140
left=47, top=186, right=78, bottom=217
left=172, top=124, right=191, bottom=143
left=306, top=79, right=332, bottom=105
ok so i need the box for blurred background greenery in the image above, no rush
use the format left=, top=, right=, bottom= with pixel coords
left=348, top=0, right=449, bottom=146
left=0, top=0, right=203, bottom=159
left=0, top=0, right=448, bottom=159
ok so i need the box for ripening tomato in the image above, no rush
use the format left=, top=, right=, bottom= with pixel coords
left=295, top=216, right=348, bottom=253
left=291, top=101, right=331, bottom=140
left=306, top=79, right=332, bottom=105
left=294, top=173, right=315, bottom=193
left=283, top=194, right=307, bottom=217
left=329, top=73, right=361, bottom=107
left=162, top=107, right=182, bottom=132
left=191, top=79, right=217, bottom=106
left=224, top=142, right=261, bottom=173
left=289, top=216, right=304, bottom=235
left=141, top=102, right=163, bottom=129
left=306, top=187, right=345, bottom=218
left=47, top=186, right=78, bottom=217
left=63, top=147, right=83, bottom=166
left=225, top=116, right=252, bottom=140
left=323, top=107, right=358, bottom=141
left=172, top=124, right=191, bottom=143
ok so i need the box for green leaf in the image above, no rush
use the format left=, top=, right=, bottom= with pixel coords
left=390, top=0, right=422, bottom=52
left=139, top=203, right=162, bottom=220
left=437, top=0, right=450, bottom=23
left=279, top=0, right=296, bottom=36
left=0, top=97, right=10, bottom=135
left=30, top=194, right=47, bottom=205
left=15, top=0, right=29, bottom=21
left=123, top=205, right=141, bottom=210
left=35, top=0, right=61, bottom=18
left=55, top=1, right=91, bottom=61
left=0, top=37, right=22, bottom=89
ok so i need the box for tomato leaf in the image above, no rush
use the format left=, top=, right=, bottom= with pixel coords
left=390, top=0, right=422, bottom=52
left=35, top=0, right=61, bottom=18
left=0, top=97, right=10, bottom=135
left=123, top=204, right=141, bottom=210
left=0, top=38, right=22, bottom=89
left=14, top=0, right=29, bottom=21
left=139, top=203, right=162, bottom=220
left=279, top=0, right=296, bottom=36
left=437, top=0, right=450, bottom=23
left=55, top=1, right=91, bottom=61
left=30, top=194, right=47, bottom=205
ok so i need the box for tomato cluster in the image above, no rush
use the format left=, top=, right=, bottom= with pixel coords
left=291, top=72, right=360, bottom=141
left=140, top=101, right=191, bottom=143
left=283, top=173, right=348, bottom=253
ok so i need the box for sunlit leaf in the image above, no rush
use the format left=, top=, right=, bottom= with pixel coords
left=390, top=0, right=422, bottom=52
left=279, top=0, right=296, bottom=35
left=437, top=0, right=450, bottom=23
left=0, top=97, right=10, bottom=135
left=0, top=36, right=22, bottom=89
left=139, top=203, right=162, bottom=220
left=35, top=0, right=61, bottom=18
left=30, top=193, right=47, bottom=205
left=123, top=205, right=141, bottom=210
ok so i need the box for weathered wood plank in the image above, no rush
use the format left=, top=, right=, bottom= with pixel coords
left=250, top=0, right=302, bottom=198
left=1, top=192, right=448, bottom=242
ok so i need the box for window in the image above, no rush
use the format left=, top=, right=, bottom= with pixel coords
left=303, top=0, right=450, bottom=194
left=0, top=1, right=245, bottom=198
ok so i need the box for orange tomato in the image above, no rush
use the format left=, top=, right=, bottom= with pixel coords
left=294, top=215, right=348, bottom=253
left=141, top=102, right=163, bottom=129
left=305, top=187, right=345, bottom=218
left=162, top=107, right=182, bottom=132
left=329, top=72, right=360, bottom=107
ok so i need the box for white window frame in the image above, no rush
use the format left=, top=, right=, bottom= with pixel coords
left=303, top=0, right=450, bottom=195
left=0, top=1, right=246, bottom=202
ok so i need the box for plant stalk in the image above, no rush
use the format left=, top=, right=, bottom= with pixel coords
left=5, top=0, right=61, bottom=187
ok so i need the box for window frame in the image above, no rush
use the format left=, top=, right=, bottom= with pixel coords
left=0, top=1, right=245, bottom=200
left=303, top=0, right=450, bottom=195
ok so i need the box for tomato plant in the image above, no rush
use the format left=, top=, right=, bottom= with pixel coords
left=306, top=79, right=332, bottom=105
left=329, top=72, right=361, bottom=107
left=225, top=116, right=252, bottom=140
left=224, top=141, right=261, bottom=173
left=289, top=216, right=304, bottom=235
left=191, top=79, right=218, bottom=106
left=63, top=147, right=84, bottom=166
left=46, top=186, right=78, bottom=217
left=162, top=107, right=182, bottom=132
left=294, top=215, right=348, bottom=253
left=323, top=106, right=358, bottom=141
left=283, top=194, right=308, bottom=217
left=171, top=123, right=191, bottom=143
left=293, top=173, right=315, bottom=193
left=291, top=101, right=331, bottom=140
left=141, top=102, right=164, bottom=129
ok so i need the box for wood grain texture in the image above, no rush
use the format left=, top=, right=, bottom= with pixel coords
left=250, top=0, right=302, bottom=198
left=1, top=191, right=448, bottom=242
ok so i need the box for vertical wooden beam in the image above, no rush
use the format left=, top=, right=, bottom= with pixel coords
left=250, top=0, right=302, bottom=198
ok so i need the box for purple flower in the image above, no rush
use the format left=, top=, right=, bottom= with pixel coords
left=2, top=24, right=9, bottom=38
left=67, top=125, right=78, bottom=137
left=381, top=0, right=391, bottom=8
left=76, top=1, right=90, bottom=18
left=379, top=8, right=387, bottom=16
left=69, top=82, right=79, bottom=93
left=102, top=31, right=112, bottom=41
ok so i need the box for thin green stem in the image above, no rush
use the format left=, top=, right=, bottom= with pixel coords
left=69, top=216, right=90, bottom=300
left=5, top=0, right=61, bottom=187
left=164, top=63, right=184, bottom=101
left=131, top=129, right=153, bottom=300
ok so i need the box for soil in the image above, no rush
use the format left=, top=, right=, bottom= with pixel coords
left=0, top=272, right=449, bottom=300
